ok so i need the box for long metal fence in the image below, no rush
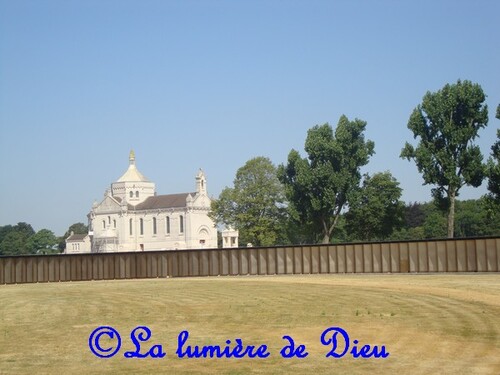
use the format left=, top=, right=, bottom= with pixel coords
left=1, top=237, right=499, bottom=284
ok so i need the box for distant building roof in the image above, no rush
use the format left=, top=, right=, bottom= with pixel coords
left=66, top=233, right=88, bottom=242
left=133, top=193, right=196, bottom=210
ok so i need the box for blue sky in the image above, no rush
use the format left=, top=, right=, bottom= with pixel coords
left=1, top=0, right=499, bottom=236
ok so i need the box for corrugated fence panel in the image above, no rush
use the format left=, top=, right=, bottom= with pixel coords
left=476, top=239, right=487, bottom=272
left=199, top=251, right=209, bottom=276
left=294, top=247, right=302, bottom=274
left=466, top=240, right=477, bottom=272
left=249, top=249, right=258, bottom=275
left=228, top=250, right=236, bottom=275
left=372, top=243, right=382, bottom=273
left=71, top=256, right=81, bottom=281
left=337, top=245, right=346, bottom=273
left=311, top=246, right=320, bottom=274
left=399, top=243, right=409, bottom=273
left=285, top=247, right=294, bottom=274
left=485, top=238, right=497, bottom=272
left=303, top=246, right=311, bottom=274
left=390, top=243, right=399, bottom=273
left=446, top=241, right=457, bottom=272
left=4, top=258, right=12, bottom=284
left=1, top=237, right=499, bottom=284
left=328, top=246, right=336, bottom=273
left=320, top=247, right=330, bottom=274
left=367, top=244, right=373, bottom=273
left=437, top=241, right=447, bottom=272
left=267, top=248, right=276, bottom=275
left=15, top=257, right=25, bottom=284
left=456, top=240, right=467, bottom=271
left=277, top=248, right=286, bottom=275
left=345, top=245, right=354, bottom=273
left=209, top=250, right=218, bottom=276
left=381, top=243, right=391, bottom=272
left=427, top=241, right=437, bottom=272
left=497, top=238, right=500, bottom=272
left=190, top=252, right=199, bottom=277
left=0, top=258, right=4, bottom=284
left=417, top=242, right=427, bottom=272
left=408, top=242, right=418, bottom=272
left=258, top=249, right=267, bottom=275
left=240, top=249, right=249, bottom=275
left=354, top=244, right=363, bottom=273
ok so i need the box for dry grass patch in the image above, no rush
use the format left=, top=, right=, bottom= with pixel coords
left=0, top=274, right=499, bottom=374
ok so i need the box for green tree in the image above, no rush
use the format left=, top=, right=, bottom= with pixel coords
left=345, top=172, right=404, bottom=241
left=403, top=202, right=426, bottom=229
left=422, top=210, right=448, bottom=238
left=482, top=105, right=500, bottom=218
left=401, top=80, right=488, bottom=238
left=454, top=199, right=499, bottom=237
left=58, top=222, right=88, bottom=251
left=486, top=130, right=500, bottom=200
left=210, top=157, right=287, bottom=246
left=0, top=231, right=29, bottom=255
left=0, top=225, right=14, bottom=244
left=278, top=116, right=375, bottom=244
left=28, top=229, right=58, bottom=254
left=14, top=222, right=35, bottom=238
left=0, top=222, right=35, bottom=255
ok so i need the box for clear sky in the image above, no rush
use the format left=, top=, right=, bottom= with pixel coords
left=0, top=0, right=499, bottom=236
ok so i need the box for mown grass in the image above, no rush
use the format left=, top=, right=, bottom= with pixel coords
left=0, top=274, right=499, bottom=374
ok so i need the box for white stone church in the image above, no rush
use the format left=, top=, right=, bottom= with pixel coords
left=67, top=151, right=219, bottom=253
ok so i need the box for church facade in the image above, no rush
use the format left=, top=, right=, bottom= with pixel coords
left=75, top=151, right=218, bottom=253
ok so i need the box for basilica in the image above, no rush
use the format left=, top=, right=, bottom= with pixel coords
left=67, top=151, right=219, bottom=253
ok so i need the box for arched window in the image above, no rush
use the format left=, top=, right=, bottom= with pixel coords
left=102, top=220, right=106, bottom=229
left=166, top=216, right=170, bottom=235
left=108, top=216, right=111, bottom=224
left=130, top=191, right=133, bottom=198
left=140, top=218, right=144, bottom=235
left=153, top=217, right=157, bottom=235
left=136, top=191, right=139, bottom=198
left=113, top=219, right=116, bottom=228
left=129, top=219, right=133, bottom=235
left=179, top=215, right=184, bottom=233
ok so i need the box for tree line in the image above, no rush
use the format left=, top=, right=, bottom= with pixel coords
left=211, top=80, right=500, bottom=245
left=0, top=222, right=87, bottom=256
left=1, top=80, right=498, bottom=254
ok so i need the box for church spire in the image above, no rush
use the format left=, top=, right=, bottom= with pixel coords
left=129, top=149, right=136, bottom=165
left=116, top=150, right=150, bottom=182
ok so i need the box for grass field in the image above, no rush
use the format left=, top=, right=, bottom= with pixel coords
left=1, top=274, right=499, bottom=374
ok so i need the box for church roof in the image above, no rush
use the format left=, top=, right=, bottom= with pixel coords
left=66, top=233, right=88, bottom=241
left=116, top=150, right=150, bottom=182
left=133, top=193, right=196, bottom=210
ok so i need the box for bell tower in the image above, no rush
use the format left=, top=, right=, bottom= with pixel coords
left=196, top=169, right=207, bottom=195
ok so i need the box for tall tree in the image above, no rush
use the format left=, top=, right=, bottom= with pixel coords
left=278, top=116, right=375, bottom=244
left=486, top=129, right=500, bottom=202
left=485, top=105, right=500, bottom=203
left=28, top=229, right=58, bottom=254
left=400, top=80, right=488, bottom=238
left=0, top=222, right=35, bottom=255
left=345, top=172, right=404, bottom=241
left=210, top=157, right=287, bottom=247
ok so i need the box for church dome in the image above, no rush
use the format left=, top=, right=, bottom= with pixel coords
left=116, top=150, right=150, bottom=182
